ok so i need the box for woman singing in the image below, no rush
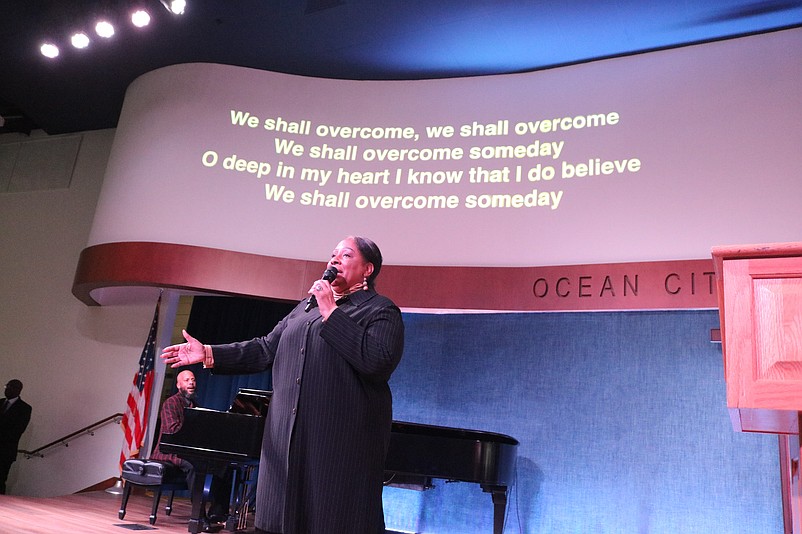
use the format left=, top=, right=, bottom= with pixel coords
left=162, top=235, right=405, bottom=534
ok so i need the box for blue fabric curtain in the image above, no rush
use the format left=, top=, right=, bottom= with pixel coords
left=182, top=296, right=294, bottom=410
left=384, top=310, right=782, bottom=533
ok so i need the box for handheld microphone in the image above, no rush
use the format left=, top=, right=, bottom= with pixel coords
left=305, top=266, right=339, bottom=312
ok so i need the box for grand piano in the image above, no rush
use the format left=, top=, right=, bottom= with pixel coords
left=161, top=388, right=519, bottom=534
left=384, top=420, right=519, bottom=534
left=160, top=388, right=271, bottom=533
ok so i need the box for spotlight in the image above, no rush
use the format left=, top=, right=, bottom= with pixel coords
left=159, top=0, right=186, bottom=15
left=131, top=9, right=151, bottom=27
left=95, top=20, right=115, bottom=38
left=71, top=31, right=90, bottom=49
left=40, top=42, right=60, bottom=58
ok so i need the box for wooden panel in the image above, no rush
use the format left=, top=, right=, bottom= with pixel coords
left=713, top=243, right=802, bottom=432
left=73, top=241, right=719, bottom=311
left=726, top=257, right=802, bottom=412
left=713, top=243, right=802, bottom=534
left=754, top=278, right=802, bottom=381
left=72, top=242, right=321, bottom=306
left=735, top=407, right=800, bottom=434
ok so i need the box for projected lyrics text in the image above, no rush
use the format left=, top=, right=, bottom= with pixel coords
left=196, top=109, right=642, bottom=211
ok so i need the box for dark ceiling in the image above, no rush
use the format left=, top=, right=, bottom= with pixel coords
left=1, top=0, right=801, bottom=135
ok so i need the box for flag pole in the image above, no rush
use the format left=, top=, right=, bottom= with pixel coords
left=118, top=293, right=162, bottom=471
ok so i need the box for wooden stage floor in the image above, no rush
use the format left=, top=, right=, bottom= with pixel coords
left=0, top=489, right=257, bottom=534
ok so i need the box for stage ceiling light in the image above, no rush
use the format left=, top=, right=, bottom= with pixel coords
left=131, top=9, right=151, bottom=27
left=40, top=42, right=60, bottom=58
left=71, top=31, right=90, bottom=49
left=36, top=1, right=187, bottom=58
left=95, top=20, right=115, bottom=38
left=160, top=0, right=186, bottom=15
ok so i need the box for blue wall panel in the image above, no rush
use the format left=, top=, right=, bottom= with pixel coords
left=383, top=310, right=782, bottom=533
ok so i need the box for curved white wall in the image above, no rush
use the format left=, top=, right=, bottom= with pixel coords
left=89, top=28, right=802, bottom=267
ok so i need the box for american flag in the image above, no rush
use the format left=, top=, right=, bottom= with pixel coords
left=119, top=296, right=160, bottom=469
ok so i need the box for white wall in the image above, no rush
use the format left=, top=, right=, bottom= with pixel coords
left=0, top=129, right=173, bottom=496
left=89, top=29, right=802, bottom=268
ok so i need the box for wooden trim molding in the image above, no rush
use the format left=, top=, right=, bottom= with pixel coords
left=73, top=241, right=719, bottom=311
left=72, top=242, right=319, bottom=306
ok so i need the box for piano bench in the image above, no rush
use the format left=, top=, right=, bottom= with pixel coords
left=118, top=459, right=188, bottom=525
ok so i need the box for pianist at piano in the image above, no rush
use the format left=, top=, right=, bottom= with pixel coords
left=161, top=235, right=405, bottom=534
left=150, top=369, right=231, bottom=527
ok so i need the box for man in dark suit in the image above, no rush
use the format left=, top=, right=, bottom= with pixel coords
left=0, top=379, right=32, bottom=494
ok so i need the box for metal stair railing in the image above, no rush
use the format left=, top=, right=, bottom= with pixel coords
left=18, top=413, right=124, bottom=459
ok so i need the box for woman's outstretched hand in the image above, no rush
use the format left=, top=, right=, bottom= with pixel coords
left=161, top=329, right=205, bottom=368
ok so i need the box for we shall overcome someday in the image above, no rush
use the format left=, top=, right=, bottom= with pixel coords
left=265, top=185, right=564, bottom=210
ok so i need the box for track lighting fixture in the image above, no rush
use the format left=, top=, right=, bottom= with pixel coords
left=37, top=1, right=187, bottom=59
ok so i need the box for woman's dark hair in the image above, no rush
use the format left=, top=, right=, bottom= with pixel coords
left=351, top=236, right=382, bottom=289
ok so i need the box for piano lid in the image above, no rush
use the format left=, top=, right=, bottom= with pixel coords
left=391, top=420, right=519, bottom=445
left=386, top=420, right=519, bottom=487
left=229, top=388, right=272, bottom=417
left=160, top=407, right=265, bottom=461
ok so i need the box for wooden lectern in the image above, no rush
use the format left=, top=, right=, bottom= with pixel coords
left=712, top=242, right=802, bottom=534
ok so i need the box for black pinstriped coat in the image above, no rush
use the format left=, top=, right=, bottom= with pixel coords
left=210, top=289, right=404, bottom=534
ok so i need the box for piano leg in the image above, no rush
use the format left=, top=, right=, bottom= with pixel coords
left=483, top=485, right=508, bottom=534
left=187, top=463, right=210, bottom=534
left=226, top=464, right=257, bottom=531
